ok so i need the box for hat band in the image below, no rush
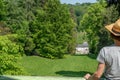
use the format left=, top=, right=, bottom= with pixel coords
left=112, top=28, right=120, bottom=34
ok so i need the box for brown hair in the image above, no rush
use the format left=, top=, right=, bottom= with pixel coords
left=110, top=33, right=120, bottom=41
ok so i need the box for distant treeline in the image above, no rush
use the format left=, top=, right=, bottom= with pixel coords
left=65, top=0, right=120, bottom=54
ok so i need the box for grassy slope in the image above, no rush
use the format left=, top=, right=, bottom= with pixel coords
left=20, top=55, right=97, bottom=77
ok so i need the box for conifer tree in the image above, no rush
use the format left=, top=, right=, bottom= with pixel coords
left=31, top=0, right=75, bottom=58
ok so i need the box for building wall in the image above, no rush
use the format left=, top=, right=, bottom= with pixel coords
left=75, top=47, right=89, bottom=55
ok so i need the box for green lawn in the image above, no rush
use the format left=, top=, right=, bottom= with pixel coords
left=20, top=54, right=98, bottom=77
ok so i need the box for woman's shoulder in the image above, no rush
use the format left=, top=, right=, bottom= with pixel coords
left=102, top=44, right=115, bottom=48
left=101, top=44, right=120, bottom=51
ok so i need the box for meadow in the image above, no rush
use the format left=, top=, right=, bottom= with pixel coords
left=20, top=54, right=98, bottom=77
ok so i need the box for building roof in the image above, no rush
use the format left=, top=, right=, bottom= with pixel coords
left=77, top=42, right=89, bottom=48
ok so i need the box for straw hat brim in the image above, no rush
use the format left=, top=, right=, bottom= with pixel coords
left=105, top=23, right=120, bottom=36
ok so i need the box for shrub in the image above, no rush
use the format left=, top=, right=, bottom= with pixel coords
left=0, top=35, right=27, bottom=75
left=0, top=52, right=27, bottom=75
left=0, top=34, right=24, bottom=56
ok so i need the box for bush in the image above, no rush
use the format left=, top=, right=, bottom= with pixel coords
left=0, top=34, right=24, bottom=56
left=0, top=52, right=27, bottom=75
left=7, top=34, right=36, bottom=56
left=0, top=35, right=27, bottom=75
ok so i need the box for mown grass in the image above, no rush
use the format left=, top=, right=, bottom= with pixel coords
left=20, top=54, right=98, bottom=77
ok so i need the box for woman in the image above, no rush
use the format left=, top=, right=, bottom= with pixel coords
left=84, top=19, right=120, bottom=80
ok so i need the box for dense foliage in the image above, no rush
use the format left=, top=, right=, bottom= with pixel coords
left=29, top=0, right=76, bottom=58
left=1, top=0, right=119, bottom=75
left=1, top=0, right=76, bottom=59
left=0, top=52, right=26, bottom=75
left=80, top=0, right=119, bottom=54
left=66, top=3, right=92, bottom=32
left=80, top=3, right=105, bottom=53
left=0, top=0, right=76, bottom=75
left=64, top=3, right=92, bottom=45
left=0, top=35, right=26, bottom=75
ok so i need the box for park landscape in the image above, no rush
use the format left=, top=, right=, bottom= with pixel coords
left=0, top=0, right=120, bottom=80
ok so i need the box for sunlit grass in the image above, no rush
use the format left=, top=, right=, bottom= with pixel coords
left=20, top=54, right=97, bottom=77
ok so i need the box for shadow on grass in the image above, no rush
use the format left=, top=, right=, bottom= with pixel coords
left=0, top=75, right=18, bottom=80
left=55, top=71, right=93, bottom=77
left=87, top=54, right=97, bottom=59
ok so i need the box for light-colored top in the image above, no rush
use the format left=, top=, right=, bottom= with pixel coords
left=97, top=45, right=120, bottom=80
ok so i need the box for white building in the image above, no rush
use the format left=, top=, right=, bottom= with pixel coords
left=75, top=42, right=89, bottom=55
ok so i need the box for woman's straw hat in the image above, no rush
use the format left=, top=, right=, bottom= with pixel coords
left=105, top=19, right=120, bottom=36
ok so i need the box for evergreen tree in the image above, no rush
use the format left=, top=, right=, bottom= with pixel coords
left=17, top=0, right=36, bottom=55
left=31, top=0, right=75, bottom=58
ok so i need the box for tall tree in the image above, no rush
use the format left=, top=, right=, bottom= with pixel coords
left=80, top=0, right=119, bottom=54
left=80, top=3, right=105, bottom=54
left=0, top=0, right=6, bottom=21
left=0, top=0, right=11, bottom=35
left=0, top=0, right=27, bottom=75
left=31, top=0, right=75, bottom=58
left=17, top=0, right=37, bottom=55
left=4, top=0, right=23, bottom=33
left=106, top=0, right=120, bottom=15
left=68, top=7, right=77, bottom=54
